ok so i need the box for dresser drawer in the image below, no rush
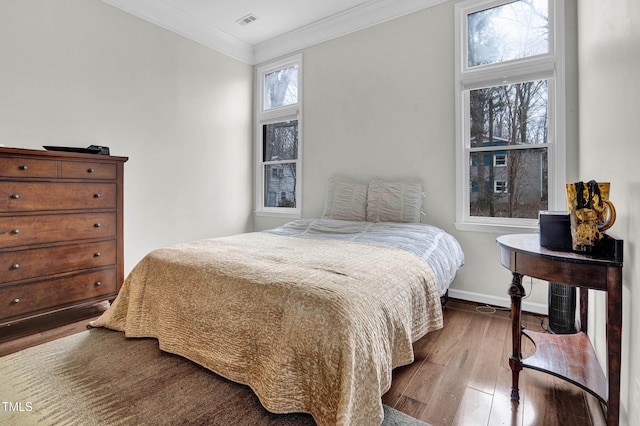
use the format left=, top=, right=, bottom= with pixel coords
left=0, top=268, right=117, bottom=321
left=60, top=161, right=116, bottom=180
left=0, top=240, right=116, bottom=282
left=0, top=182, right=116, bottom=212
left=0, top=157, right=58, bottom=178
left=0, top=213, right=116, bottom=249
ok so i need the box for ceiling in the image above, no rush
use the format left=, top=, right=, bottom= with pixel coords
left=101, top=0, right=447, bottom=64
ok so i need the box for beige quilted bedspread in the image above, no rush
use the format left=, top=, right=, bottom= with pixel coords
left=91, top=232, right=443, bottom=426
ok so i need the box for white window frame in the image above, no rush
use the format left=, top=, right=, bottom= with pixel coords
left=494, top=153, right=507, bottom=167
left=454, top=0, right=566, bottom=233
left=494, top=180, right=508, bottom=193
left=255, top=54, right=302, bottom=218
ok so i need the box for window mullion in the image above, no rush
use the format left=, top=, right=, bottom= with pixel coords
left=260, top=108, right=298, bottom=125
left=468, top=143, right=551, bottom=153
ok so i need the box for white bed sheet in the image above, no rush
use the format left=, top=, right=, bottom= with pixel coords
left=265, top=218, right=464, bottom=296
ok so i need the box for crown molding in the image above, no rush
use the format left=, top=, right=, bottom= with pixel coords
left=253, top=0, right=449, bottom=64
left=101, top=0, right=254, bottom=63
left=102, top=0, right=448, bottom=65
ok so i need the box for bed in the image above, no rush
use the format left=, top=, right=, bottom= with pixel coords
left=266, top=218, right=463, bottom=298
left=91, top=180, right=464, bottom=426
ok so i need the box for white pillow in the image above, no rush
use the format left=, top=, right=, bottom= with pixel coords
left=366, top=180, right=424, bottom=223
left=321, top=178, right=368, bottom=221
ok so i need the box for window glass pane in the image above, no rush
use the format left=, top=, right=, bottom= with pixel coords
left=264, top=65, right=298, bottom=110
left=263, top=120, right=298, bottom=162
left=468, top=79, right=548, bottom=219
left=264, top=164, right=297, bottom=208
left=467, top=0, right=548, bottom=68
left=469, top=147, right=548, bottom=218
left=469, top=80, right=548, bottom=148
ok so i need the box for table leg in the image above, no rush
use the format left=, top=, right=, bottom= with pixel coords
left=606, top=270, right=623, bottom=426
left=508, top=272, right=526, bottom=401
left=579, top=288, right=588, bottom=333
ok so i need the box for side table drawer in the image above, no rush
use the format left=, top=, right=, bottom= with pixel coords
left=0, top=213, right=116, bottom=248
left=0, top=240, right=116, bottom=282
left=0, top=268, right=117, bottom=321
left=60, top=161, right=116, bottom=180
left=0, top=157, right=58, bottom=178
left=0, top=182, right=116, bottom=212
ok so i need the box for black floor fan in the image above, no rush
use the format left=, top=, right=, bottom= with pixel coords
left=548, top=282, right=577, bottom=334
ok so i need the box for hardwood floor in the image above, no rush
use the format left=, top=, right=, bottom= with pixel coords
left=384, top=300, right=607, bottom=426
left=0, top=299, right=606, bottom=426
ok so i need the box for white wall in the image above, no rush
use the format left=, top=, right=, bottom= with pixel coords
left=578, top=1, right=640, bottom=424
left=4, top=0, right=634, bottom=421
left=255, top=1, right=580, bottom=313
left=0, top=0, right=254, bottom=274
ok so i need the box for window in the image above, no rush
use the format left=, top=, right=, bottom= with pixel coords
left=455, top=0, right=566, bottom=232
left=256, top=55, right=302, bottom=217
left=494, top=180, right=508, bottom=193
left=494, top=153, right=507, bottom=167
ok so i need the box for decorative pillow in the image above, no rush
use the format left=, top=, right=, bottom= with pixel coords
left=321, top=178, right=368, bottom=221
left=366, top=180, right=424, bottom=223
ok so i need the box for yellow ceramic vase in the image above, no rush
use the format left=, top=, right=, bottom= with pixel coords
left=565, top=181, right=616, bottom=252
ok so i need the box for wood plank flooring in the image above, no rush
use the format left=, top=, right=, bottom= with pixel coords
left=0, top=299, right=606, bottom=425
left=383, top=300, right=606, bottom=426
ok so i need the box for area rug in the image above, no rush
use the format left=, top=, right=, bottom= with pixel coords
left=0, top=328, right=429, bottom=426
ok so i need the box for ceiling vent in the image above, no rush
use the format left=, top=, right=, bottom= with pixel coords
left=236, top=14, right=258, bottom=26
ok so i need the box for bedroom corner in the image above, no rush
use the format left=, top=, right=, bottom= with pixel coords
left=0, top=0, right=255, bottom=277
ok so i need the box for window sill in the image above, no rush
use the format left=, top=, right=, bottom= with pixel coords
left=254, top=210, right=302, bottom=220
left=455, top=221, right=539, bottom=234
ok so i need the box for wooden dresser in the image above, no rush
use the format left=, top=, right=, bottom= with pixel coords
left=0, top=147, right=127, bottom=326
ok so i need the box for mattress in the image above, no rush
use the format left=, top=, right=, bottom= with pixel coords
left=266, top=218, right=464, bottom=296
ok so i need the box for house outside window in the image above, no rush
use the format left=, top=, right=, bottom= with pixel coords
left=455, top=0, right=566, bottom=232
left=255, top=55, right=302, bottom=217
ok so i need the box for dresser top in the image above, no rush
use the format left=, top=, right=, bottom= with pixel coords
left=0, top=147, right=128, bottom=162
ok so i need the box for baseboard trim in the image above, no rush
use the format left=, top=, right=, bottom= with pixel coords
left=448, top=289, right=548, bottom=316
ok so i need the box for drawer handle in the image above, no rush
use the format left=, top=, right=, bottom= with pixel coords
left=11, top=263, right=20, bottom=270
left=93, top=193, right=101, bottom=198
left=94, top=281, right=102, bottom=287
left=94, top=252, right=101, bottom=257
left=10, top=194, right=20, bottom=199
left=19, top=165, right=28, bottom=171
left=94, top=223, right=101, bottom=228
left=11, top=298, right=20, bottom=305
left=87, top=168, right=95, bottom=173
left=11, top=229, right=19, bottom=235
